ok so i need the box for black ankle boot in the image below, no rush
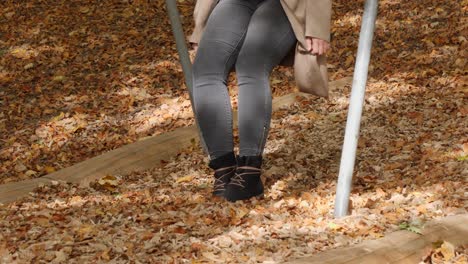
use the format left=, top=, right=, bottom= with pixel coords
left=208, top=152, right=237, bottom=197
left=224, top=155, right=264, bottom=202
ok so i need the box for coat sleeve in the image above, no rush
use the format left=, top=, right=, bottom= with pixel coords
left=188, top=0, right=217, bottom=45
left=305, top=0, right=332, bottom=42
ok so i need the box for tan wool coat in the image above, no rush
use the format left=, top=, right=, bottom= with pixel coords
left=188, top=0, right=332, bottom=97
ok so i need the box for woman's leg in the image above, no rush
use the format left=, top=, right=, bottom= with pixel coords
left=192, top=0, right=265, bottom=160
left=224, top=0, right=296, bottom=202
left=235, top=0, right=297, bottom=157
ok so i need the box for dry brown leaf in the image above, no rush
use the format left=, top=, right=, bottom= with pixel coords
left=440, top=241, right=456, bottom=261
left=176, top=175, right=194, bottom=183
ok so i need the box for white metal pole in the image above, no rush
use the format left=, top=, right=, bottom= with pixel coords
left=165, top=0, right=209, bottom=156
left=334, top=0, right=378, bottom=218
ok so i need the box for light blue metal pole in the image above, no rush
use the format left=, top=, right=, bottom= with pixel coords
left=334, top=0, right=378, bottom=218
left=165, top=0, right=209, bottom=157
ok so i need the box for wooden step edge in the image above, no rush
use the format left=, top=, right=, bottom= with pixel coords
left=284, top=214, right=468, bottom=264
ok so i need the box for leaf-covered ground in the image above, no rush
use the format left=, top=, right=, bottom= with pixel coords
left=0, top=83, right=466, bottom=262
left=0, top=0, right=467, bottom=263
left=0, top=0, right=465, bottom=184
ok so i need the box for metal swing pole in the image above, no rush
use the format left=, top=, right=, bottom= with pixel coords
left=334, top=0, right=378, bottom=218
left=165, top=0, right=209, bottom=156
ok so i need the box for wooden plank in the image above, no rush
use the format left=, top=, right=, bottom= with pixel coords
left=0, top=178, right=53, bottom=204
left=0, top=77, right=351, bottom=204
left=285, top=214, right=468, bottom=264
left=46, top=126, right=199, bottom=186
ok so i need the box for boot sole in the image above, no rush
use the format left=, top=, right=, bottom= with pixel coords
left=225, top=192, right=264, bottom=202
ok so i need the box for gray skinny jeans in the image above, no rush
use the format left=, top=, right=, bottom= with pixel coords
left=192, top=0, right=296, bottom=160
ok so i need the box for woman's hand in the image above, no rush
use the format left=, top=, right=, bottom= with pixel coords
left=189, top=43, right=199, bottom=63
left=305, top=37, right=330, bottom=56
left=192, top=43, right=199, bottom=53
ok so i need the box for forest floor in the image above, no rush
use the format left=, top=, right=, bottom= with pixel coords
left=0, top=0, right=467, bottom=263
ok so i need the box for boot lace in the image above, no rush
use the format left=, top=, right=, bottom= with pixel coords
left=229, top=166, right=261, bottom=188
left=213, top=165, right=236, bottom=192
